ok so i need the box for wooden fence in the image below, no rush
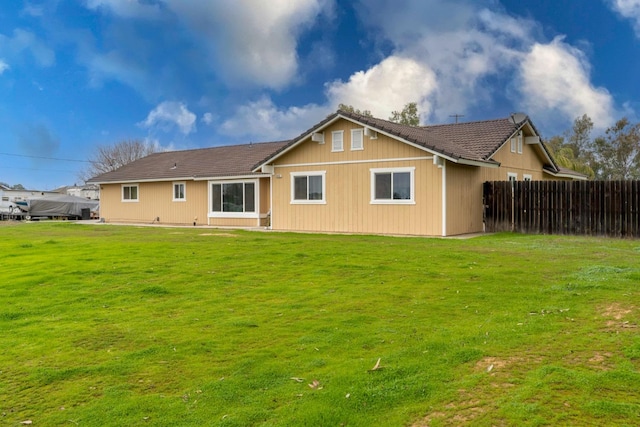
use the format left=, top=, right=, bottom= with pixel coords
left=483, top=180, right=640, bottom=238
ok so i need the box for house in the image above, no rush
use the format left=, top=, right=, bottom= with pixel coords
left=89, top=110, right=584, bottom=236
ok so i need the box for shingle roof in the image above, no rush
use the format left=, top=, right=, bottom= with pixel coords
left=423, top=117, right=524, bottom=160
left=88, top=140, right=289, bottom=183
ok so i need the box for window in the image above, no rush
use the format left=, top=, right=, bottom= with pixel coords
left=332, top=131, right=343, bottom=152
left=370, top=167, right=415, bottom=204
left=507, top=172, right=518, bottom=182
left=523, top=174, right=532, bottom=181
left=291, top=171, right=326, bottom=204
left=351, top=128, right=363, bottom=150
left=211, top=182, right=255, bottom=213
left=517, top=133, right=523, bottom=154
left=173, top=182, right=186, bottom=201
left=511, top=133, right=523, bottom=154
left=122, top=184, right=138, bottom=202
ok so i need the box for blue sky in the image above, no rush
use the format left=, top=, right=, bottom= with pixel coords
left=1, top=0, right=639, bottom=190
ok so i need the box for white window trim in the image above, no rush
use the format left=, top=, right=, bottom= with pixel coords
left=331, top=130, right=344, bottom=152
left=510, top=137, right=516, bottom=153
left=121, top=184, right=139, bottom=202
left=172, top=181, right=186, bottom=202
left=507, top=172, right=518, bottom=181
left=290, top=171, right=326, bottom=204
left=523, top=174, right=532, bottom=181
left=370, top=167, right=416, bottom=205
left=351, top=128, right=364, bottom=151
left=208, top=179, right=259, bottom=219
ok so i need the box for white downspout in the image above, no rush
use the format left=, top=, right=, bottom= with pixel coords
left=256, top=179, right=261, bottom=228
left=441, top=161, right=447, bottom=237
left=268, top=170, right=273, bottom=230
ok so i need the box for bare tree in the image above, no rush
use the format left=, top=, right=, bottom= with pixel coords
left=80, top=139, right=157, bottom=182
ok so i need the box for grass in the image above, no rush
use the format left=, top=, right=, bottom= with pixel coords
left=0, top=222, right=639, bottom=426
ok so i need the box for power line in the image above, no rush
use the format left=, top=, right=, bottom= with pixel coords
left=0, top=152, right=91, bottom=163
left=0, top=164, right=80, bottom=174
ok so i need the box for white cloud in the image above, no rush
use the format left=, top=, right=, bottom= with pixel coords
left=202, top=112, right=215, bottom=125
left=221, top=97, right=329, bottom=141
left=84, top=0, right=162, bottom=19
left=325, top=56, right=438, bottom=120
left=220, top=56, right=437, bottom=140
left=140, top=101, right=197, bottom=135
left=83, top=0, right=333, bottom=89
left=0, top=29, right=55, bottom=67
left=163, top=0, right=331, bottom=89
left=609, top=0, right=640, bottom=35
left=518, top=37, right=615, bottom=130
left=0, top=59, right=8, bottom=74
left=350, top=1, right=537, bottom=122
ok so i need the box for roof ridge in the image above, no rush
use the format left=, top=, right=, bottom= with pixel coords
left=149, top=140, right=290, bottom=156
left=423, top=117, right=513, bottom=128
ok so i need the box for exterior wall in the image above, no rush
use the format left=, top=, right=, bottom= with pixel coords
left=445, top=163, right=485, bottom=235
left=444, top=132, right=565, bottom=235
left=270, top=118, right=444, bottom=236
left=483, top=135, right=548, bottom=181
left=259, top=177, right=271, bottom=227
left=99, top=179, right=271, bottom=227
left=99, top=181, right=209, bottom=225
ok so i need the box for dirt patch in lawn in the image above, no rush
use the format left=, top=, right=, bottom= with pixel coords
left=413, top=356, right=541, bottom=426
left=602, top=302, right=637, bottom=330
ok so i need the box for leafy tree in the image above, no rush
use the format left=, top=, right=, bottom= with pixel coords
left=389, top=102, right=420, bottom=126
left=547, top=115, right=595, bottom=179
left=337, top=103, right=373, bottom=117
left=592, top=118, right=640, bottom=180
left=567, top=114, right=594, bottom=159
left=80, top=139, right=157, bottom=182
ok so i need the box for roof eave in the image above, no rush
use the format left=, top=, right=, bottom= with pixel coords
left=543, top=169, right=589, bottom=181
left=457, top=158, right=501, bottom=168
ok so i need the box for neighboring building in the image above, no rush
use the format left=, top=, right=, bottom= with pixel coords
left=55, top=184, right=100, bottom=200
left=88, top=110, right=584, bottom=236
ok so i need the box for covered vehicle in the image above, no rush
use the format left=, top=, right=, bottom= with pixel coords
left=24, top=194, right=99, bottom=219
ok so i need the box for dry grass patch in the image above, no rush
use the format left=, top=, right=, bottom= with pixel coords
left=601, top=302, right=637, bottom=330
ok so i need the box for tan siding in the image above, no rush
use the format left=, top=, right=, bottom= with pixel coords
left=99, top=181, right=209, bottom=225
left=270, top=118, right=443, bottom=236
left=445, top=164, right=484, bottom=235
left=486, top=137, right=549, bottom=181
left=100, top=178, right=272, bottom=227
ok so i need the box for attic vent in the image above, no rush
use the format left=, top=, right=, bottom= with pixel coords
left=311, top=132, right=325, bottom=143
left=364, top=127, right=377, bottom=139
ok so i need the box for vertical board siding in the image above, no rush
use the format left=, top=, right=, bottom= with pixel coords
left=484, top=180, right=640, bottom=238
left=271, top=118, right=443, bottom=236
left=100, top=181, right=210, bottom=225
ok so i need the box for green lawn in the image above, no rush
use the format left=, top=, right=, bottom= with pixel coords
left=1, top=222, right=639, bottom=426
